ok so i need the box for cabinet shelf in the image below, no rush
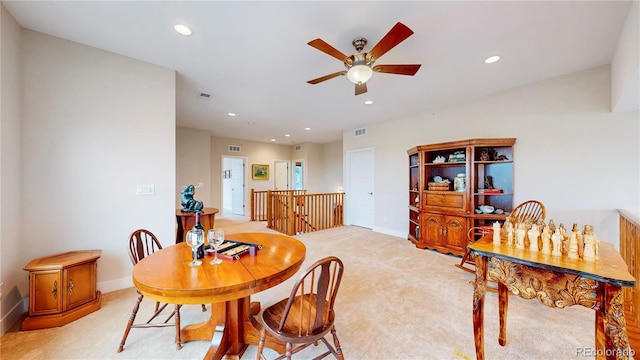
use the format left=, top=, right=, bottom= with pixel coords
left=425, top=162, right=466, bottom=167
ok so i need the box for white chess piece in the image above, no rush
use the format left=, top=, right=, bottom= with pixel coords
left=516, top=223, right=525, bottom=249
left=583, top=225, right=596, bottom=262
left=541, top=225, right=552, bottom=254
left=551, top=228, right=562, bottom=256
left=528, top=224, right=540, bottom=252
left=492, top=221, right=501, bottom=245
left=568, top=224, right=579, bottom=259
left=506, top=220, right=514, bottom=246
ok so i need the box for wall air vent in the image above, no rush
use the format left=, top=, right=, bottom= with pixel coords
left=198, top=92, right=211, bottom=100
left=295, top=145, right=302, bottom=151
left=228, top=145, right=241, bottom=152
left=354, top=128, right=367, bottom=137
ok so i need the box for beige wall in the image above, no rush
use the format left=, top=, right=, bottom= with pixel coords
left=0, top=4, right=23, bottom=334
left=343, top=65, right=639, bottom=245
left=176, top=127, right=211, bottom=209
left=611, top=0, right=639, bottom=113
left=321, top=141, right=344, bottom=193
left=0, top=27, right=177, bottom=334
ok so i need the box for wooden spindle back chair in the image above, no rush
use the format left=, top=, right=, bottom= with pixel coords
left=256, top=256, right=345, bottom=360
left=118, top=229, right=205, bottom=352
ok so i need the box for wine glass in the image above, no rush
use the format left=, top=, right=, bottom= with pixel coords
left=208, top=228, right=225, bottom=265
left=185, top=229, right=204, bottom=266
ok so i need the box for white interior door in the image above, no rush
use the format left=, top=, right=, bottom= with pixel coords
left=222, top=156, right=246, bottom=216
left=274, top=160, right=290, bottom=190
left=346, top=148, right=374, bottom=229
left=230, top=158, right=245, bottom=215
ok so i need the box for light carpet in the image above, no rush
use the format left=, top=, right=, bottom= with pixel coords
left=0, top=216, right=599, bottom=360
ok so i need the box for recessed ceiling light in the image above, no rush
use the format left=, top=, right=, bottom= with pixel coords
left=484, top=55, right=500, bottom=64
left=305, top=127, right=311, bottom=131
left=285, top=134, right=290, bottom=137
left=174, top=24, right=192, bottom=36
left=248, top=121, right=256, bottom=126
left=364, top=100, right=373, bottom=105
left=271, top=138, right=276, bottom=142
left=227, top=112, right=236, bottom=117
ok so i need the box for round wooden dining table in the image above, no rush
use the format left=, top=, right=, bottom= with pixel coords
left=132, top=232, right=306, bottom=360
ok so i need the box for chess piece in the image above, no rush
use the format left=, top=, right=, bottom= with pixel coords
left=528, top=223, right=540, bottom=252
left=548, top=219, right=556, bottom=235
left=551, top=228, right=562, bottom=256
left=516, top=222, right=526, bottom=249
left=506, top=220, right=514, bottom=246
left=541, top=225, right=552, bottom=254
left=559, top=223, right=568, bottom=255
left=568, top=223, right=579, bottom=259
left=492, top=221, right=501, bottom=245
left=583, top=225, right=596, bottom=262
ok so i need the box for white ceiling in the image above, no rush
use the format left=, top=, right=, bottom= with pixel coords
left=3, top=1, right=633, bottom=144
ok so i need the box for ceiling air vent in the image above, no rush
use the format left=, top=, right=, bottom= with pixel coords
left=198, top=92, right=211, bottom=100
left=228, top=145, right=241, bottom=152
left=354, top=128, right=367, bottom=137
left=295, top=145, right=302, bottom=151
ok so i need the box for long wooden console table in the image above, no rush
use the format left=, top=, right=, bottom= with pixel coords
left=469, top=234, right=635, bottom=360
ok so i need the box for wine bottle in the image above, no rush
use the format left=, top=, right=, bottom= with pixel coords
left=192, top=212, right=205, bottom=259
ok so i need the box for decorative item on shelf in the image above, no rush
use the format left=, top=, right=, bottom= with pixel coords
left=454, top=173, right=466, bottom=192
left=432, top=155, right=446, bottom=163
left=428, top=178, right=451, bottom=191
left=483, top=176, right=494, bottom=189
left=448, top=151, right=466, bottom=162
left=494, top=153, right=509, bottom=161
left=478, top=188, right=502, bottom=194
left=180, top=184, right=204, bottom=213
left=479, top=148, right=491, bottom=161
left=477, top=205, right=495, bottom=214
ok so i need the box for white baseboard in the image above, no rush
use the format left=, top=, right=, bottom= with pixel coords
left=0, top=298, right=27, bottom=336
left=98, top=276, right=133, bottom=294
left=372, top=226, right=406, bottom=239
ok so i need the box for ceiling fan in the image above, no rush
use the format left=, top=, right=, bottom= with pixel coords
left=307, top=22, right=421, bottom=96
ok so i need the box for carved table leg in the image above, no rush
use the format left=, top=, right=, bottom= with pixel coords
left=473, top=255, right=488, bottom=360
left=498, top=282, right=508, bottom=346
left=601, top=284, right=632, bottom=360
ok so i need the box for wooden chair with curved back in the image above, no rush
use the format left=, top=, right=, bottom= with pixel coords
left=456, top=200, right=546, bottom=273
left=507, top=199, right=546, bottom=224
left=117, top=229, right=205, bottom=352
left=256, top=256, right=345, bottom=360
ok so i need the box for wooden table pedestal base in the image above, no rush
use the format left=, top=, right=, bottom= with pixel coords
left=181, top=298, right=285, bottom=360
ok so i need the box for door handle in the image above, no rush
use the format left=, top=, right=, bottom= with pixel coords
left=368, top=192, right=373, bottom=195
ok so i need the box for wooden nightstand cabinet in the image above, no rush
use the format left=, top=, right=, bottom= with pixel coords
left=21, top=250, right=101, bottom=330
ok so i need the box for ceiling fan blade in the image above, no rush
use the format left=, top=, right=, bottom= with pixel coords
left=373, top=64, right=421, bottom=76
left=307, top=71, right=347, bottom=84
left=367, top=22, right=414, bottom=62
left=355, top=82, right=367, bottom=96
left=307, top=39, right=350, bottom=62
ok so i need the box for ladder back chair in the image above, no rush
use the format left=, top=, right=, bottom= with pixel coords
left=256, top=256, right=345, bottom=360
left=117, top=229, right=205, bottom=352
left=456, top=200, right=546, bottom=273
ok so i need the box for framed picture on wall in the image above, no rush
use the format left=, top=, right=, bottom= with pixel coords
left=252, top=164, right=269, bottom=180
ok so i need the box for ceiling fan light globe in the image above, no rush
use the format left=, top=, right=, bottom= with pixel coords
left=347, top=65, right=373, bottom=84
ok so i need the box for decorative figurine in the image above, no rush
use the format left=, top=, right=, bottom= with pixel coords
left=516, top=222, right=526, bottom=249
left=180, top=184, right=204, bottom=213
left=492, top=221, right=501, bottom=245
left=506, top=220, right=514, bottom=246
left=551, top=228, right=563, bottom=256
left=541, top=225, right=552, bottom=254
left=583, top=225, right=597, bottom=262
left=568, top=223, right=580, bottom=259
left=528, top=223, right=540, bottom=252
